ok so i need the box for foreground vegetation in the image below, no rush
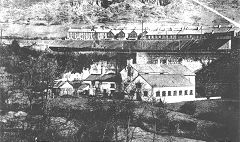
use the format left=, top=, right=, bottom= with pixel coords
left=1, top=95, right=239, bottom=141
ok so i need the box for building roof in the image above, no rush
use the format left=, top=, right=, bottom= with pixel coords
left=97, top=74, right=120, bottom=82
left=131, top=64, right=195, bottom=76
left=78, top=84, right=89, bottom=90
left=84, top=74, right=101, bottom=81
left=54, top=81, right=73, bottom=89
left=84, top=74, right=121, bottom=82
left=68, top=28, right=95, bottom=33
left=140, top=74, right=193, bottom=87
left=53, top=81, right=66, bottom=88
left=70, top=80, right=82, bottom=89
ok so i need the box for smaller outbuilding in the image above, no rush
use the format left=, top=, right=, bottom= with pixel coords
left=83, top=73, right=121, bottom=97
left=53, top=81, right=74, bottom=97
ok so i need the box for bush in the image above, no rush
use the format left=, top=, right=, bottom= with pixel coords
left=179, top=120, right=196, bottom=131
left=112, top=92, right=125, bottom=100
left=178, top=101, right=196, bottom=115
left=196, top=112, right=221, bottom=123
left=154, top=99, right=166, bottom=108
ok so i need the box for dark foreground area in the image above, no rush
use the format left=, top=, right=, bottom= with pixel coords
left=0, top=97, right=239, bottom=142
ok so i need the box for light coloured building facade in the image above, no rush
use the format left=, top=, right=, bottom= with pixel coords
left=83, top=74, right=118, bottom=96
left=125, top=74, right=195, bottom=103
left=53, top=81, right=75, bottom=96
left=121, top=61, right=196, bottom=103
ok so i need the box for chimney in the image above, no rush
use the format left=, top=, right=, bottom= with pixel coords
left=157, top=58, right=161, bottom=66
left=127, top=59, right=133, bottom=65
left=101, top=62, right=106, bottom=75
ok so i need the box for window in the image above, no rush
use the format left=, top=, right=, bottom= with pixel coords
left=185, top=90, right=188, bottom=95
left=127, top=66, right=131, bottom=76
left=190, top=90, right=193, bottom=95
left=162, top=91, right=166, bottom=97
left=143, top=91, right=148, bottom=97
left=136, top=83, right=142, bottom=88
left=162, top=59, right=167, bottom=64
left=110, top=83, right=115, bottom=88
left=173, top=91, right=177, bottom=96
left=179, top=90, right=182, bottom=96
left=110, top=90, right=115, bottom=94
left=168, top=91, right=171, bottom=96
left=156, top=91, right=160, bottom=97
left=130, top=90, right=135, bottom=96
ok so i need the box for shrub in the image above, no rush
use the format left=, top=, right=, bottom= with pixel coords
left=179, top=120, right=196, bottom=132
left=112, top=92, right=125, bottom=100
left=196, top=112, right=221, bottom=123
left=178, top=101, right=196, bottom=115
left=154, top=99, right=166, bottom=108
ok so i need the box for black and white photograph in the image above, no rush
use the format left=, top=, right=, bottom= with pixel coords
left=0, top=0, right=239, bottom=141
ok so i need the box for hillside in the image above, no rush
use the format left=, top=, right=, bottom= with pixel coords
left=0, top=0, right=239, bottom=38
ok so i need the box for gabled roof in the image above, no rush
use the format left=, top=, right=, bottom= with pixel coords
left=60, top=82, right=73, bottom=89
left=117, top=30, right=126, bottom=38
left=128, top=30, right=138, bottom=38
left=53, top=81, right=66, bottom=88
left=54, top=81, right=73, bottom=89
left=78, top=84, right=89, bottom=90
left=131, top=64, right=195, bottom=76
left=140, top=74, right=193, bottom=87
left=70, top=80, right=82, bottom=89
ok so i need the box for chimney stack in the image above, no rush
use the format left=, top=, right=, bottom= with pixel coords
left=157, top=58, right=161, bottom=66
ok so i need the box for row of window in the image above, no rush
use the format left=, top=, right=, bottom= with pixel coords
left=69, top=32, right=111, bottom=40
left=61, top=88, right=73, bottom=92
left=146, top=34, right=204, bottom=40
left=143, top=90, right=194, bottom=97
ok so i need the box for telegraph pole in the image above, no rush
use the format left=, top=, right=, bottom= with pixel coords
left=142, top=13, right=144, bottom=34
left=0, top=28, right=2, bottom=45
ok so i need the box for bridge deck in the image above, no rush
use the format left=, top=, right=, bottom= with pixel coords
left=48, top=39, right=231, bottom=52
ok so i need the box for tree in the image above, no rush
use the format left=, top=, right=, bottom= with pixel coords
left=1, top=41, right=59, bottom=112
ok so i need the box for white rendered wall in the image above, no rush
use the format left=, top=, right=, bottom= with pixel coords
left=152, top=86, right=196, bottom=103
left=100, top=82, right=116, bottom=94
left=126, top=75, right=196, bottom=103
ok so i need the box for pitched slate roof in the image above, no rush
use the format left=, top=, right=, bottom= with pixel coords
left=96, top=74, right=121, bottom=82
left=84, top=74, right=120, bottom=82
left=84, top=74, right=101, bottom=81
left=140, top=74, right=193, bottom=87
left=131, top=64, right=195, bottom=76
left=85, top=74, right=121, bottom=82
left=78, top=84, right=89, bottom=90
